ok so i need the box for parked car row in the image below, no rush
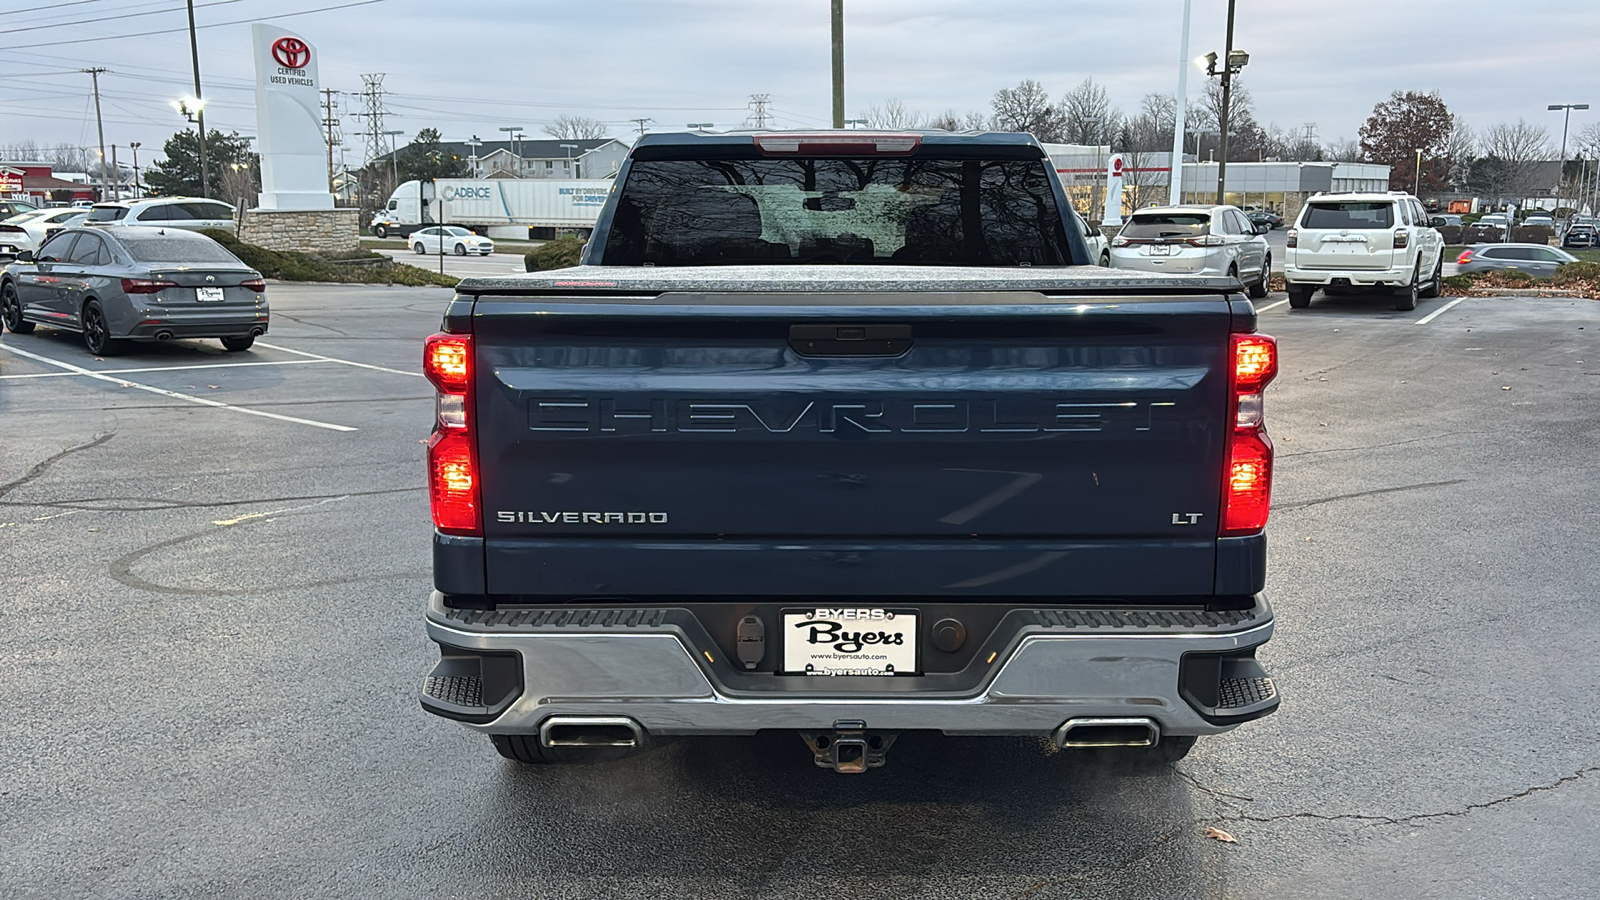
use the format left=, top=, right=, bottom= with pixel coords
left=0, top=207, right=90, bottom=255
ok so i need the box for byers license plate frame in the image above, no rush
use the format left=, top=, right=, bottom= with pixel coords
left=196, top=287, right=226, bottom=302
left=780, top=608, right=919, bottom=676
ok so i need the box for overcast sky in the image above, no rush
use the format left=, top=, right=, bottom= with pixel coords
left=4, top=0, right=1598, bottom=166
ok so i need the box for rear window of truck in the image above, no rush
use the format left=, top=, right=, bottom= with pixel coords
left=601, top=157, right=1073, bottom=267
left=1302, top=202, right=1394, bottom=230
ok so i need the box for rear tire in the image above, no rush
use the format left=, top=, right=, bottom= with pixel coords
left=1247, top=255, right=1271, bottom=299
left=1, top=281, right=35, bottom=334
left=1394, top=265, right=1420, bottom=311
left=81, top=300, right=125, bottom=356
left=1287, top=285, right=1313, bottom=308
left=1419, top=254, right=1443, bottom=299
left=221, top=336, right=255, bottom=352
left=1099, top=252, right=1110, bottom=267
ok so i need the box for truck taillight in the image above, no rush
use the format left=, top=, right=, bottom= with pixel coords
left=1223, top=333, right=1277, bottom=536
left=425, top=332, right=480, bottom=536
left=1285, top=228, right=1297, bottom=249
left=753, top=133, right=921, bottom=155
left=1393, top=228, right=1409, bottom=249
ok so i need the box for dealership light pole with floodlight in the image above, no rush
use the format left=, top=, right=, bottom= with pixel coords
left=499, top=126, right=525, bottom=174
left=1203, top=0, right=1247, bottom=205
left=1549, top=103, right=1588, bottom=213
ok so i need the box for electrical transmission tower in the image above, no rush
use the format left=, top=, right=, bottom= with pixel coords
left=350, top=74, right=390, bottom=165
left=746, top=94, right=771, bottom=129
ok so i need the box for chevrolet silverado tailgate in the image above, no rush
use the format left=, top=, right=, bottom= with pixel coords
left=468, top=287, right=1239, bottom=597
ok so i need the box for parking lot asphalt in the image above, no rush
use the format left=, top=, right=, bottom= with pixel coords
left=1, top=283, right=1597, bottom=899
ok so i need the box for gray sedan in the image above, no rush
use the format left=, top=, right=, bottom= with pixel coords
left=0, top=225, right=268, bottom=356
left=1454, top=243, right=1578, bottom=279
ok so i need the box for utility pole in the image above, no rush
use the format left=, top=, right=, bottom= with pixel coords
left=321, top=88, right=340, bottom=194
left=1548, top=103, right=1589, bottom=213
left=82, top=68, right=109, bottom=200
left=1214, top=0, right=1237, bottom=205
left=630, top=118, right=653, bottom=138
left=830, top=0, right=844, bottom=128
left=184, top=0, right=210, bottom=198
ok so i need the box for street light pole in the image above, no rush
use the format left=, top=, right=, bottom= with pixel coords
left=1415, top=148, right=1422, bottom=197
left=129, top=141, right=141, bottom=198
left=1548, top=103, right=1589, bottom=213
left=1214, top=0, right=1237, bottom=205
left=184, top=0, right=210, bottom=198
left=831, top=0, right=844, bottom=128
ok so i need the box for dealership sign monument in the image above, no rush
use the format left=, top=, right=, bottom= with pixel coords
left=251, top=24, right=333, bottom=210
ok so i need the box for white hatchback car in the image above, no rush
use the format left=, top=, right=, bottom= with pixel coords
left=1284, top=192, right=1444, bottom=311
left=1109, top=205, right=1272, bottom=297
left=411, top=225, right=494, bottom=257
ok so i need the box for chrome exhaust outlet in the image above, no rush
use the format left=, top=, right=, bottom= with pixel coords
left=1054, top=717, right=1160, bottom=749
left=538, top=716, right=644, bottom=749
left=154, top=330, right=174, bottom=341
left=249, top=327, right=265, bottom=336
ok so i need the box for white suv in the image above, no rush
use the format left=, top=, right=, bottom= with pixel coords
left=83, top=197, right=236, bottom=233
left=1284, top=192, right=1444, bottom=311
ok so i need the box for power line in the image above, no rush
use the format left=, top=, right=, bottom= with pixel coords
left=2, top=0, right=247, bottom=36
left=0, top=0, right=389, bottom=51
left=0, top=0, right=102, bottom=17
left=630, top=117, right=653, bottom=138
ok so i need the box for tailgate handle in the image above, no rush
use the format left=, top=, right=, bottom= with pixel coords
left=789, top=324, right=912, bottom=357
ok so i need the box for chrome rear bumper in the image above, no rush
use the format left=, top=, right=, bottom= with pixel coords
left=422, top=592, right=1279, bottom=739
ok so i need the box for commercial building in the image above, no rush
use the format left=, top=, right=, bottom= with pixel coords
left=1043, top=144, right=1390, bottom=223
left=410, top=138, right=630, bottom=181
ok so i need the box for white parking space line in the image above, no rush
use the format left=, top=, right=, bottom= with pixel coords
left=0, top=359, right=324, bottom=381
left=0, top=342, right=357, bottom=432
left=255, top=341, right=425, bottom=378
left=1255, top=298, right=1289, bottom=313
left=1415, top=298, right=1466, bottom=326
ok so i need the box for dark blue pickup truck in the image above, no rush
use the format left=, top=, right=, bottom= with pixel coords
left=419, top=131, right=1280, bottom=773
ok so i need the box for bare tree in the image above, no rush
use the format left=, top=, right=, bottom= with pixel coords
left=1478, top=119, right=1552, bottom=202
left=1, top=139, right=44, bottom=160
left=1323, top=137, right=1362, bottom=162
left=1445, top=116, right=1476, bottom=190
left=991, top=80, right=1064, bottom=142
left=860, top=99, right=924, bottom=130
left=542, top=115, right=610, bottom=140
left=50, top=143, right=94, bottom=173
left=962, top=110, right=991, bottom=131
left=928, top=109, right=964, bottom=131
left=1058, top=77, right=1119, bottom=146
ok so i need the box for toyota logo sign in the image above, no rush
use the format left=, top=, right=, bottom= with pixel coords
left=271, top=37, right=311, bottom=69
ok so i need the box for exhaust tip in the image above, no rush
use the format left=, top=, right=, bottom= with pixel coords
left=1054, top=717, right=1160, bottom=749
left=154, top=330, right=174, bottom=341
left=539, top=716, right=644, bottom=749
left=249, top=327, right=265, bottom=337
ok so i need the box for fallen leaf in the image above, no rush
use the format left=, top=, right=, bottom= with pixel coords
left=1204, top=826, right=1237, bottom=843
left=208, top=385, right=220, bottom=390
left=1501, top=386, right=1511, bottom=391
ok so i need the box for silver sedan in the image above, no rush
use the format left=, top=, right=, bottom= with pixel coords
left=1454, top=243, right=1577, bottom=278
left=0, top=225, right=268, bottom=356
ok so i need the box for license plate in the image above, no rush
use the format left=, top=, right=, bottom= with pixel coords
left=197, top=287, right=225, bottom=302
left=781, top=608, right=917, bottom=676
left=1149, top=243, right=1172, bottom=256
